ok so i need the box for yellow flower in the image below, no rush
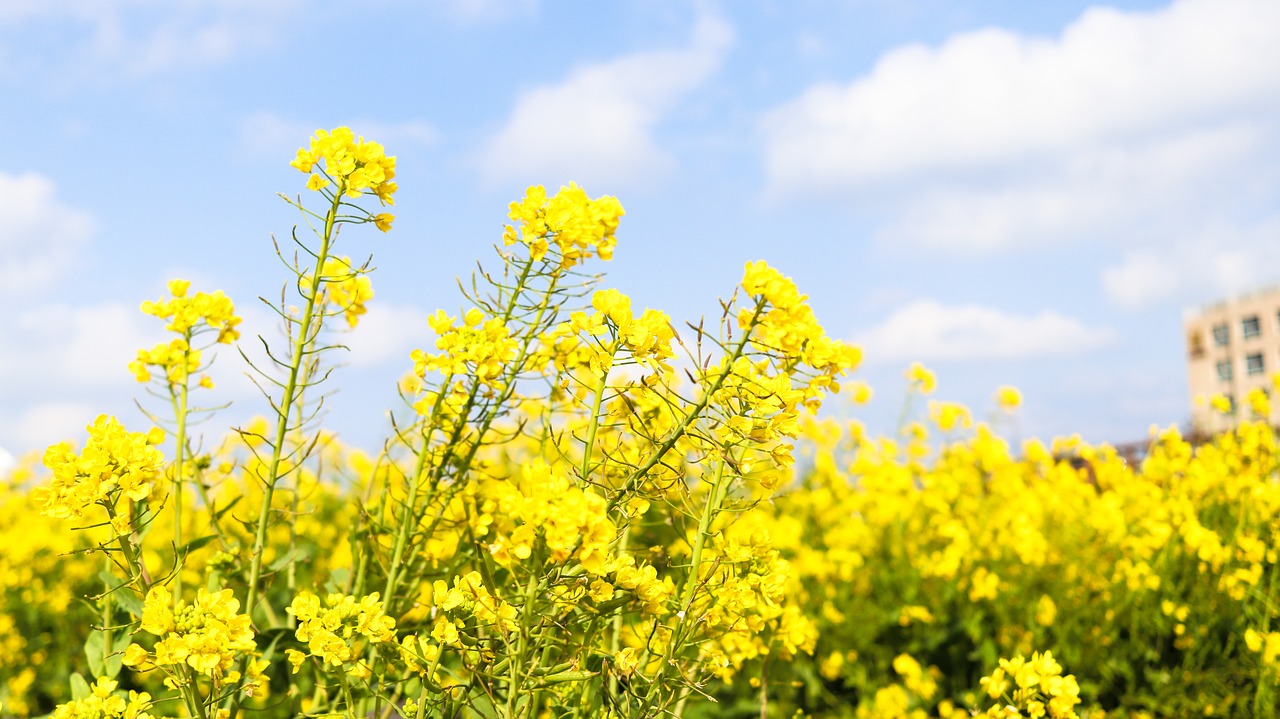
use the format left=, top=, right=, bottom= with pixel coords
left=305, top=256, right=374, bottom=328
left=294, top=127, right=397, bottom=205
left=1246, top=387, right=1270, bottom=418
left=288, top=590, right=397, bottom=668
left=588, top=579, right=615, bottom=603
left=122, top=643, right=152, bottom=669
left=996, top=385, right=1023, bottom=410
left=615, top=647, right=642, bottom=676
left=431, top=617, right=460, bottom=647
left=503, top=183, right=623, bottom=267
left=51, top=678, right=153, bottom=719
left=929, top=400, right=972, bottom=432
left=1209, top=393, right=1232, bottom=414
left=905, top=362, right=937, bottom=394
left=1035, top=595, right=1057, bottom=627
left=36, top=415, right=166, bottom=520
left=847, top=380, right=874, bottom=404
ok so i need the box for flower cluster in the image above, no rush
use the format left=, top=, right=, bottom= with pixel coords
left=482, top=460, right=616, bottom=574
left=979, top=651, right=1081, bottom=719
left=129, top=586, right=258, bottom=681
left=139, top=279, right=241, bottom=341
left=612, top=554, right=678, bottom=615
left=36, top=416, right=165, bottom=522
left=589, top=289, right=676, bottom=371
left=50, top=678, right=153, bottom=719
left=411, top=308, right=519, bottom=384
left=1246, top=629, right=1280, bottom=679
left=503, top=183, right=624, bottom=267
left=739, top=260, right=861, bottom=402
left=291, top=126, right=398, bottom=208
left=692, top=531, right=816, bottom=679
left=285, top=591, right=396, bottom=673
left=430, top=571, right=519, bottom=638
left=129, top=279, right=240, bottom=386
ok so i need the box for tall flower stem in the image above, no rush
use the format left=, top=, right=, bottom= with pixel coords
left=229, top=189, right=341, bottom=719
left=170, top=361, right=191, bottom=609
left=242, top=189, right=340, bottom=622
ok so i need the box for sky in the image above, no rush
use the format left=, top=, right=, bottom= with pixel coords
left=3, top=0, right=1280, bottom=470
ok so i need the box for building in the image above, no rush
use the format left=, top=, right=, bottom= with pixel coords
left=1185, top=285, right=1280, bottom=433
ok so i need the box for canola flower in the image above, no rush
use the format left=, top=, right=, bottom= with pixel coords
left=50, top=678, right=153, bottom=719
left=503, top=182, right=623, bottom=267
left=6, top=127, right=1280, bottom=719
left=286, top=591, right=396, bottom=673
left=291, top=126, right=398, bottom=209
left=36, top=416, right=165, bottom=524
left=979, top=651, right=1081, bottom=719
left=127, top=586, right=257, bottom=680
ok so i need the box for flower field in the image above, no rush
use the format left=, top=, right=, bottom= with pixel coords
left=1, top=129, right=1277, bottom=719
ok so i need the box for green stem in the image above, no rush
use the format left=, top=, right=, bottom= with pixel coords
left=606, top=524, right=632, bottom=700
left=382, top=443, right=433, bottom=607
left=106, top=503, right=152, bottom=591
left=579, top=344, right=619, bottom=482
left=680, top=461, right=727, bottom=611
left=171, top=359, right=191, bottom=609
left=606, top=299, right=765, bottom=515
left=229, top=190, right=341, bottom=719
left=101, top=554, right=112, bottom=676
left=243, top=189, right=340, bottom=622
left=185, top=667, right=209, bottom=719
left=643, top=461, right=728, bottom=711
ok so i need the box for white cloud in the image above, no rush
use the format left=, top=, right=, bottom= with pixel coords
left=1102, top=216, right=1280, bottom=308
left=238, top=112, right=438, bottom=159
left=764, top=0, right=1280, bottom=191
left=879, top=122, right=1266, bottom=250
left=855, top=299, right=1117, bottom=364
left=3, top=402, right=102, bottom=451
left=476, top=14, right=733, bottom=189
left=338, top=303, right=432, bottom=369
left=0, top=446, right=13, bottom=476
left=761, top=0, right=1280, bottom=262
left=0, top=303, right=155, bottom=392
left=0, top=0, right=302, bottom=83
left=0, top=172, right=95, bottom=293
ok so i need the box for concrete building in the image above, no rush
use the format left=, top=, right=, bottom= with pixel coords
left=1185, top=286, right=1280, bottom=433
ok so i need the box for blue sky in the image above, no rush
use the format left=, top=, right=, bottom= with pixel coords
left=3, top=0, right=1279, bottom=467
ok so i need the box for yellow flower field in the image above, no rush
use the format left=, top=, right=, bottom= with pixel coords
left=0, top=128, right=1276, bottom=719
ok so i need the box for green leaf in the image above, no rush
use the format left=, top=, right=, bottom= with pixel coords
left=70, top=672, right=91, bottom=700
left=106, top=633, right=131, bottom=679
left=85, top=630, right=132, bottom=680
left=266, top=544, right=314, bottom=574
left=323, top=567, right=350, bottom=594
left=85, top=633, right=105, bottom=678
left=181, top=534, right=218, bottom=555
left=97, top=571, right=143, bottom=617
left=213, top=496, right=242, bottom=521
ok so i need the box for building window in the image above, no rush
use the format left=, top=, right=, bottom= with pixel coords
left=1188, top=330, right=1206, bottom=359
left=1243, top=315, right=1261, bottom=339
left=1213, top=322, right=1230, bottom=346
left=1246, top=352, right=1265, bottom=375
left=1217, top=360, right=1233, bottom=381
